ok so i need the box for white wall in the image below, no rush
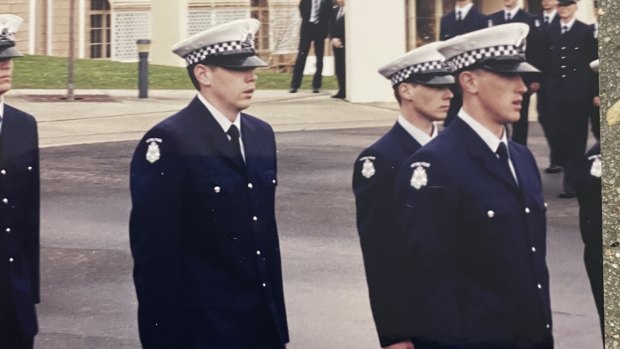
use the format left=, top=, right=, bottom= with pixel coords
left=347, top=0, right=406, bottom=102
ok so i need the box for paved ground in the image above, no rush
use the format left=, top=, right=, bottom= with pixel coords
left=3, top=90, right=603, bottom=348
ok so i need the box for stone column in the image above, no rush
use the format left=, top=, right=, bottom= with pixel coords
left=150, top=0, right=187, bottom=67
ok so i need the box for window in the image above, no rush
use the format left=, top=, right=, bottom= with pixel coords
left=251, top=0, right=269, bottom=55
left=90, top=0, right=111, bottom=58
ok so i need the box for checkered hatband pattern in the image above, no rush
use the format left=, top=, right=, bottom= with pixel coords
left=446, top=44, right=525, bottom=71
left=389, top=60, right=447, bottom=85
left=184, top=40, right=247, bottom=65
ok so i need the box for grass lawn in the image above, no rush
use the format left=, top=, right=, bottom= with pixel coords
left=12, top=55, right=337, bottom=90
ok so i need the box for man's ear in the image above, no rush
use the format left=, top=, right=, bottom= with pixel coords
left=194, top=64, right=212, bottom=87
left=459, top=71, right=479, bottom=95
left=398, top=82, right=416, bottom=102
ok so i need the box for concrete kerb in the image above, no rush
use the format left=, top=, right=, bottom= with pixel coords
left=4, top=89, right=400, bottom=148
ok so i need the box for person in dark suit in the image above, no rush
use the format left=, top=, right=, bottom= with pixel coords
left=588, top=2, right=600, bottom=140
left=353, top=42, right=454, bottom=349
left=289, top=0, right=332, bottom=93
left=329, top=0, right=345, bottom=99
left=575, top=141, right=603, bottom=339
left=130, top=19, right=288, bottom=349
left=439, top=0, right=489, bottom=126
left=395, top=24, right=553, bottom=349
left=489, top=0, right=541, bottom=146
left=545, top=0, right=597, bottom=198
left=534, top=0, right=563, bottom=174
left=0, top=14, right=40, bottom=349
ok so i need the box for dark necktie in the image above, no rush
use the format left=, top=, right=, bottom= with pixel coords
left=227, top=125, right=245, bottom=166
left=544, top=15, right=549, bottom=24
left=562, top=25, right=568, bottom=34
left=505, top=12, right=511, bottom=21
left=456, top=10, right=462, bottom=21
left=496, top=142, right=516, bottom=183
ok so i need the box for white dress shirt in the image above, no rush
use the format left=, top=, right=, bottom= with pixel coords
left=397, top=115, right=437, bottom=146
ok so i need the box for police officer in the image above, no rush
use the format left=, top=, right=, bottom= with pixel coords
left=575, top=59, right=602, bottom=338
left=439, top=0, right=489, bottom=127
left=533, top=0, right=562, bottom=173
left=489, top=0, right=541, bottom=146
left=0, top=14, right=40, bottom=349
left=129, top=19, right=288, bottom=349
left=545, top=0, right=597, bottom=198
left=353, top=42, right=454, bottom=349
left=395, top=24, right=553, bottom=349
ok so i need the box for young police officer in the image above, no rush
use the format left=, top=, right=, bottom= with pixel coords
left=353, top=42, right=454, bottom=349
left=0, top=14, right=40, bottom=349
left=395, top=24, right=553, bottom=349
left=129, top=19, right=288, bottom=349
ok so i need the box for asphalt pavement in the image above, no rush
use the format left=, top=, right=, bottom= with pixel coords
left=4, top=89, right=603, bottom=348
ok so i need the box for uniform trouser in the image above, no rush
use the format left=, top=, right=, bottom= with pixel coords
left=0, top=289, right=34, bottom=349
left=333, top=46, right=345, bottom=96
left=536, top=85, right=560, bottom=165
left=511, top=92, right=532, bottom=145
left=550, top=102, right=589, bottom=192
left=413, top=338, right=554, bottom=349
left=290, top=22, right=326, bottom=90
left=589, top=106, right=600, bottom=140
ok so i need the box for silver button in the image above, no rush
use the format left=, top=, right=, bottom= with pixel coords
left=531, top=246, right=536, bottom=252
left=546, top=324, right=550, bottom=329
left=214, top=186, right=221, bottom=193
left=2, top=198, right=7, bottom=204
left=487, top=210, right=495, bottom=218
left=262, top=283, right=267, bottom=287
left=561, top=46, right=566, bottom=50
left=524, top=207, right=530, bottom=214
left=0, top=170, right=5, bottom=175
left=247, top=183, right=253, bottom=189
left=272, top=179, right=276, bottom=184
left=256, top=250, right=261, bottom=255
left=5, top=228, right=10, bottom=233
left=27, top=166, right=32, bottom=171
left=8, top=258, right=13, bottom=263
left=561, top=74, right=567, bottom=78
left=537, top=284, right=542, bottom=289
left=544, top=202, right=548, bottom=208
left=252, top=216, right=258, bottom=221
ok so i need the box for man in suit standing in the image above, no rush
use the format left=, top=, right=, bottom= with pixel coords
left=534, top=0, right=563, bottom=174
left=289, top=0, right=332, bottom=93
left=588, top=1, right=600, bottom=140
left=439, top=0, right=489, bottom=126
left=329, top=0, right=346, bottom=99
left=0, top=14, right=40, bottom=349
left=130, top=19, right=289, bottom=349
left=353, top=42, right=454, bottom=349
left=395, top=24, right=553, bottom=349
left=546, top=0, right=597, bottom=198
left=489, top=0, right=541, bottom=146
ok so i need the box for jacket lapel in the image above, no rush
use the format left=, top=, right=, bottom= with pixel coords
left=452, top=118, right=520, bottom=192
left=187, top=97, right=246, bottom=172
left=391, top=122, right=422, bottom=155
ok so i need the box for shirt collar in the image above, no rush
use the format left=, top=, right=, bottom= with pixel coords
left=560, top=17, right=576, bottom=30
left=197, top=93, right=241, bottom=135
left=543, top=9, right=557, bottom=21
left=458, top=108, right=508, bottom=154
left=455, top=2, right=474, bottom=18
left=504, top=7, right=519, bottom=19
left=397, top=115, right=437, bottom=146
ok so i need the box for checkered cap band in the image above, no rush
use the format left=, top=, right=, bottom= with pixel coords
left=446, top=44, right=525, bottom=71
left=184, top=40, right=252, bottom=65
left=389, top=60, right=447, bottom=85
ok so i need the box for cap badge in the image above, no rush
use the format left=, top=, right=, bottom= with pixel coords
left=359, top=156, right=376, bottom=179
left=589, top=155, right=601, bottom=178
left=145, top=138, right=162, bottom=164
left=242, top=31, right=254, bottom=50
left=0, top=27, right=12, bottom=43
left=410, top=162, right=430, bottom=190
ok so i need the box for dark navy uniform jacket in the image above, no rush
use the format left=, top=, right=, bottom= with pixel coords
left=352, top=122, right=423, bottom=347
left=129, top=97, right=288, bottom=349
left=439, top=7, right=488, bottom=41
left=0, top=104, right=40, bottom=338
left=546, top=20, right=597, bottom=106
left=394, top=117, right=553, bottom=349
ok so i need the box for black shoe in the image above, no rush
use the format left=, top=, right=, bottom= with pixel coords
left=558, top=191, right=576, bottom=199
left=331, top=94, right=345, bottom=99
left=312, top=88, right=320, bottom=93
left=289, top=88, right=298, bottom=93
left=544, top=165, right=562, bottom=174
